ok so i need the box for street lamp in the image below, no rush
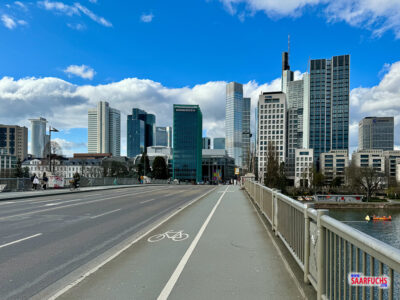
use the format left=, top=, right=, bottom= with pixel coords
left=49, top=126, right=59, bottom=174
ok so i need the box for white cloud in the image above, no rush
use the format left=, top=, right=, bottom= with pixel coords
left=3, top=61, right=400, bottom=155
left=52, top=138, right=87, bottom=156
left=14, top=1, right=28, bottom=11
left=140, top=13, right=154, bottom=23
left=1, top=14, right=17, bottom=29
left=0, top=76, right=279, bottom=155
left=218, top=0, right=400, bottom=38
left=38, top=1, right=112, bottom=27
left=67, top=23, right=86, bottom=30
left=350, top=61, right=400, bottom=148
left=64, top=65, right=96, bottom=80
left=89, top=0, right=97, bottom=3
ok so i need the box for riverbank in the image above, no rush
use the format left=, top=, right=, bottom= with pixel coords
left=314, top=202, right=400, bottom=209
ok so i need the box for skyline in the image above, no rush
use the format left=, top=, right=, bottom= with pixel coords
left=1, top=1, right=400, bottom=156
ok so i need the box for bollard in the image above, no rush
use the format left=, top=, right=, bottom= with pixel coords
left=317, top=209, right=329, bottom=300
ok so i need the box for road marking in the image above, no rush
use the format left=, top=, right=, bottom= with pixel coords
left=0, top=201, right=16, bottom=205
left=0, top=188, right=169, bottom=221
left=0, top=233, right=42, bottom=250
left=148, top=230, right=189, bottom=242
left=45, top=203, right=62, bottom=207
left=157, top=185, right=229, bottom=300
left=90, top=209, right=121, bottom=219
left=47, top=187, right=217, bottom=300
left=140, top=198, right=156, bottom=204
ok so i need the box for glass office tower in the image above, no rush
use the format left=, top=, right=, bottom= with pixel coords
left=127, top=109, right=156, bottom=157
left=225, top=82, right=243, bottom=167
left=173, top=105, right=202, bottom=182
left=309, top=55, right=350, bottom=165
left=156, top=126, right=172, bottom=147
left=127, top=109, right=146, bottom=157
left=359, top=117, right=394, bottom=151
left=29, top=117, right=47, bottom=158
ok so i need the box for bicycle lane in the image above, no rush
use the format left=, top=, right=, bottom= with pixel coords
left=56, top=185, right=227, bottom=300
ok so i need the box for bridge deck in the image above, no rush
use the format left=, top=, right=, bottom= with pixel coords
left=58, top=185, right=303, bottom=300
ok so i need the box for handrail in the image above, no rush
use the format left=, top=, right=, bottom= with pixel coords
left=243, top=179, right=400, bottom=300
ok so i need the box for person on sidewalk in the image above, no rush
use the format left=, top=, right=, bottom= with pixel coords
left=42, top=172, right=49, bottom=190
left=33, top=175, right=40, bottom=190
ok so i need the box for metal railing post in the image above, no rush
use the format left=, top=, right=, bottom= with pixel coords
left=317, top=209, right=329, bottom=300
left=303, top=204, right=313, bottom=284
left=260, top=185, right=264, bottom=212
left=273, top=189, right=279, bottom=236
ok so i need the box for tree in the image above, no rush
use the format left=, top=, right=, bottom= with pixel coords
left=14, top=158, right=23, bottom=178
left=23, top=167, right=30, bottom=178
left=264, top=142, right=279, bottom=188
left=138, top=153, right=151, bottom=177
left=277, top=161, right=287, bottom=192
left=311, top=167, right=325, bottom=193
left=346, top=162, right=384, bottom=202
left=152, top=157, right=168, bottom=179
left=331, top=177, right=342, bottom=188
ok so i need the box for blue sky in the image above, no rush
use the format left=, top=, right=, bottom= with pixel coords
left=1, top=0, right=400, bottom=156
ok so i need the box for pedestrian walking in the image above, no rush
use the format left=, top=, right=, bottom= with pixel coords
left=33, top=175, right=40, bottom=190
left=42, top=172, right=48, bottom=190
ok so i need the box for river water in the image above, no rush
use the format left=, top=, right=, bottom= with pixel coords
left=329, top=208, right=400, bottom=250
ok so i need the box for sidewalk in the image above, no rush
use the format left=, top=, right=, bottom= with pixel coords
left=57, top=185, right=304, bottom=300
left=0, top=184, right=147, bottom=201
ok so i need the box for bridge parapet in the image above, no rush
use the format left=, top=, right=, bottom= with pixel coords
left=244, top=180, right=400, bottom=300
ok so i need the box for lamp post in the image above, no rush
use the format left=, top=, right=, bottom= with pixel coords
left=49, top=126, right=59, bottom=174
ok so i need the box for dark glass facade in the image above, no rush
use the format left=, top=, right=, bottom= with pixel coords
left=127, top=109, right=156, bottom=158
left=309, top=55, right=350, bottom=165
left=173, top=105, right=202, bottom=182
left=213, top=138, right=225, bottom=150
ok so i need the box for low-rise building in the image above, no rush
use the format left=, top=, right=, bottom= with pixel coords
left=294, top=149, right=313, bottom=188
left=0, top=149, right=18, bottom=177
left=22, top=158, right=103, bottom=179
left=352, top=150, right=385, bottom=173
left=202, top=149, right=235, bottom=183
left=320, top=150, right=349, bottom=185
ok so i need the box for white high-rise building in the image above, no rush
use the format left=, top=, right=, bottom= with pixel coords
left=29, top=117, right=48, bottom=158
left=88, top=101, right=120, bottom=156
left=257, top=92, right=286, bottom=180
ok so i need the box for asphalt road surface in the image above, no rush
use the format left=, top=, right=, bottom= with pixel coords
left=0, top=185, right=213, bottom=300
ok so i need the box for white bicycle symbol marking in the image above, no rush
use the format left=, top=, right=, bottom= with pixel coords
left=147, top=230, right=189, bottom=242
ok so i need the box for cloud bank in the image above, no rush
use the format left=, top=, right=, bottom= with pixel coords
left=1, top=61, right=399, bottom=155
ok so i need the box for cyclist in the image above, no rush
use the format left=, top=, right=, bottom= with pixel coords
left=73, top=172, right=80, bottom=189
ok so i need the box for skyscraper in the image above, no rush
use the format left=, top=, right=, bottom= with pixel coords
left=127, top=108, right=157, bottom=157
left=173, top=105, right=202, bottom=182
left=257, top=92, right=286, bottom=180
left=29, top=117, right=48, bottom=158
left=281, top=50, right=311, bottom=179
left=88, top=101, right=121, bottom=156
left=213, top=137, right=225, bottom=150
left=242, top=97, right=251, bottom=170
left=155, top=126, right=172, bottom=147
left=225, top=82, right=243, bottom=167
left=359, top=117, right=394, bottom=151
left=127, top=109, right=145, bottom=158
left=309, top=55, right=350, bottom=164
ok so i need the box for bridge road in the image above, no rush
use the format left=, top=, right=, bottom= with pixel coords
left=0, top=185, right=213, bottom=300
left=58, top=186, right=304, bottom=300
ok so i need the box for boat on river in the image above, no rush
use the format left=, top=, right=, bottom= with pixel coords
left=365, top=215, right=392, bottom=221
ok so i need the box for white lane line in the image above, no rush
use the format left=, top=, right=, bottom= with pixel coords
left=0, top=233, right=42, bottom=250
left=45, top=203, right=62, bottom=207
left=47, top=187, right=217, bottom=300
left=157, top=185, right=229, bottom=300
left=140, top=198, right=156, bottom=204
left=0, top=188, right=171, bottom=221
left=0, top=201, right=16, bottom=205
left=90, top=209, right=121, bottom=219
left=42, top=199, right=83, bottom=207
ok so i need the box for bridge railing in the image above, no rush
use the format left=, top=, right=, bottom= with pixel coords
left=244, top=180, right=400, bottom=300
